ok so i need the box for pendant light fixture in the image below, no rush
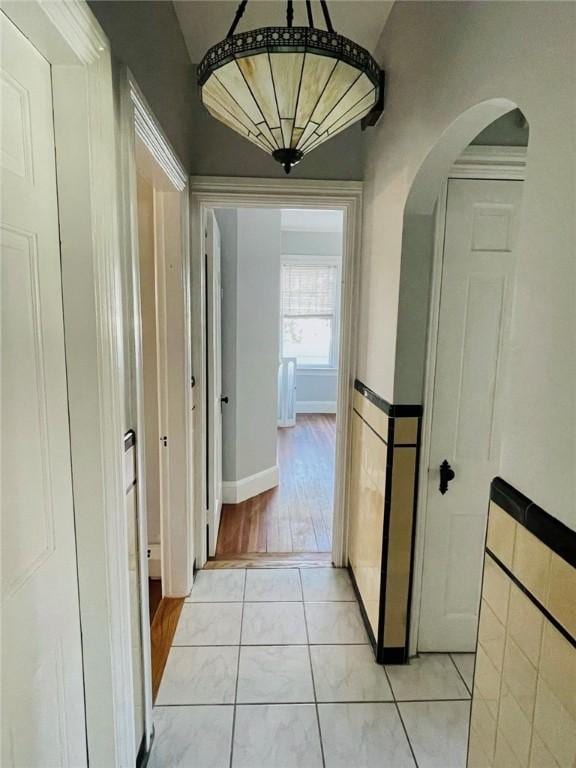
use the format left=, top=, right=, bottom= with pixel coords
left=197, top=0, right=384, bottom=173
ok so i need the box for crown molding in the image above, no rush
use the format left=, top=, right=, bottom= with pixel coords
left=39, top=0, right=107, bottom=63
left=129, top=77, right=187, bottom=192
left=451, top=145, right=527, bottom=180
left=190, top=175, right=363, bottom=205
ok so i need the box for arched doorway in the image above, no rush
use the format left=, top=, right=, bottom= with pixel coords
left=400, top=101, right=531, bottom=657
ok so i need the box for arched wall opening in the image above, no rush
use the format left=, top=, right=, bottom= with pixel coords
left=347, top=98, right=532, bottom=670
left=394, top=98, right=526, bottom=403
left=404, top=99, right=531, bottom=660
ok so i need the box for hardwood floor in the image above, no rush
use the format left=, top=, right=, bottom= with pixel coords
left=150, top=596, right=184, bottom=701
left=205, top=552, right=333, bottom=568
left=216, top=414, right=336, bottom=555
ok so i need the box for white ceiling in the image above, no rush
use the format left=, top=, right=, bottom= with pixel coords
left=173, top=0, right=394, bottom=63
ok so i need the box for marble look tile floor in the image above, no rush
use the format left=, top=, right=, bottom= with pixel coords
left=151, top=568, right=473, bottom=768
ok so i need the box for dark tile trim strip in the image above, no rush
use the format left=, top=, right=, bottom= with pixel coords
left=491, top=477, right=576, bottom=569
left=352, top=407, right=387, bottom=445
left=348, top=563, right=377, bottom=654
left=381, top=646, right=407, bottom=664
left=404, top=414, right=423, bottom=663
left=354, top=379, right=423, bottom=418
left=376, top=416, right=396, bottom=664
left=124, top=428, right=136, bottom=451
left=352, top=408, right=418, bottom=449
left=136, top=727, right=154, bottom=768
left=486, top=549, right=576, bottom=650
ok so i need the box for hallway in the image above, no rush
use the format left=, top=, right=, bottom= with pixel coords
left=216, top=415, right=336, bottom=555
left=4, top=2, right=574, bottom=765
left=150, top=568, right=473, bottom=768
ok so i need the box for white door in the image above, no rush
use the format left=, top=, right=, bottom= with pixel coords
left=1, top=12, right=87, bottom=766
left=205, top=211, right=223, bottom=556
left=154, top=189, right=190, bottom=593
left=418, top=178, right=523, bottom=652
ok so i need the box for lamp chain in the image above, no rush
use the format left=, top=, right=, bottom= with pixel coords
left=319, top=0, right=334, bottom=33
left=226, top=0, right=335, bottom=36
left=226, top=0, right=248, bottom=38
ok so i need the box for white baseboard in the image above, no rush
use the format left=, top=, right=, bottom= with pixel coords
left=147, top=542, right=161, bottom=579
left=296, top=401, right=337, bottom=414
left=222, top=464, right=279, bottom=504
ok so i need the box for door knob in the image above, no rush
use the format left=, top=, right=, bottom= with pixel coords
left=220, top=396, right=229, bottom=404
left=439, top=460, right=455, bottom=494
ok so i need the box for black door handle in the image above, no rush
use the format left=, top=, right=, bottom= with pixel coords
left=439, top=460, right=455, bottom=494
left=220, top=396, right=229, bottom=404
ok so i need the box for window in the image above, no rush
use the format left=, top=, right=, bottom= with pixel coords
left=281, top=261, right=339, bottom=368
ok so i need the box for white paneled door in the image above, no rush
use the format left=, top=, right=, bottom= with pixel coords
left=418, top=178, right=523, bottom=652
left=1, top=12, right=87, bottom=766
left=206, top=211, right=223, bottom=556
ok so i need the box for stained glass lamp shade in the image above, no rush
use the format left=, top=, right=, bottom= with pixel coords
left=197, top=1, right=383, bottom=173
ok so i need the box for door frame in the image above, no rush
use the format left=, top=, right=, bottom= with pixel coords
left=205, top=210, right=223, bottom=556
left=1, top=0, right=137, bottom=763
left=409, top=145, right=528, bottom=656
left=190, top=177, right=363, bottom=568
left=119, top=71, right=194, bottom=602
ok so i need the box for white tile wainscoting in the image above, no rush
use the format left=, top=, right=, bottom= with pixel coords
left=150, top=568, right=474, bottom=768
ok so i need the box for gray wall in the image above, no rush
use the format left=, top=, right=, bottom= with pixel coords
left=471, top=109, right=529, bottom=147
left=216, top=209, right=281, bottom=483
left=295, top=372, right=339, bottom=405
left=281, top=230, right=343, bottom=258
left=90, top=0, right=524, bottom=179
left=236, top=210, right=281, bottom=479
left=89, top=0, right=195, bottom=171
left=393, top=212, right=436, bottom=403
left=89, top=1, right=365, bottom=179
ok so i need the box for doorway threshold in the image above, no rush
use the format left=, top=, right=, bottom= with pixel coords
left=205, top=552, right=333, bottom=569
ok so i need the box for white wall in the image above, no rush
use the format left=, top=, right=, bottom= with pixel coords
left=216, top=208, right=281, bottom=485
left=359, top=1, right=576, bottom=529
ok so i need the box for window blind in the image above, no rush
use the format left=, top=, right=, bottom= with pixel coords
left=281, top=263, right=338, bottom=317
